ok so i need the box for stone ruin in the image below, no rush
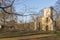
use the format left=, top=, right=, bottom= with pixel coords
left=42, top=7, right=54, bottom=31
left=34, top=7, right=55, bottom=31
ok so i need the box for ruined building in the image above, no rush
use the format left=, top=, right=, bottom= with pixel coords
left=34, top=7, right=54, bottom=31
left=42, top=7, right=54, bottom=31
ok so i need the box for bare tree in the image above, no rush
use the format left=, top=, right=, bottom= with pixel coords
left=0, top=0, right=15, bottom=25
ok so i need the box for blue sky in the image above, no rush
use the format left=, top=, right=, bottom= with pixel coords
left=14, top=0, right=57, bottom=22
left=14, top=0, right=57, bottom=14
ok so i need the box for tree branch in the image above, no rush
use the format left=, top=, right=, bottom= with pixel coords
left=0, top=0, right=15, bottom=9
left=2, top=8, right=24, bottom=16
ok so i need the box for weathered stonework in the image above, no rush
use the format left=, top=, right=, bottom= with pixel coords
left=42, top=7, right=54, bottom=31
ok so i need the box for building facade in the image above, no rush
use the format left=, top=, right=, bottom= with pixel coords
left=35, top=7, right=54, bottom=31
left=42, top=7, right=54, bottom=31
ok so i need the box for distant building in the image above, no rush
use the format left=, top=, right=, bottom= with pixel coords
left=34, top=17, right=42, bottom=31
left=34, top=7, right=55, bottom=31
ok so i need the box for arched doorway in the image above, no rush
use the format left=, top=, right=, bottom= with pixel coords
left=46, top=25, right=48, bottom=31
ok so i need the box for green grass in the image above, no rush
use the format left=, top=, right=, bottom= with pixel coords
left=0, top=31, right=60, bottom=38
left=55, top=31, right=60, bottom=37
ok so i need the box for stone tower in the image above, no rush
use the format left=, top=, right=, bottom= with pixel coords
left=42, top=7, right=54, bottom=31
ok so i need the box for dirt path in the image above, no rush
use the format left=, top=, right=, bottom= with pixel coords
left=0, top=34, right=56, bottom=40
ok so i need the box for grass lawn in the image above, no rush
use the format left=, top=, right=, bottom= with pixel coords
left=55, top=31, right=60, bottom=37
left=0, top=31, right=60, bottom=38
left=0, top=31, right=60, bottom=40
left=0, top=31, right=46, bottom=38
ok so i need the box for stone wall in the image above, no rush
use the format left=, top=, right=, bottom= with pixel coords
left=41, top=7, right=54, bottom=31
